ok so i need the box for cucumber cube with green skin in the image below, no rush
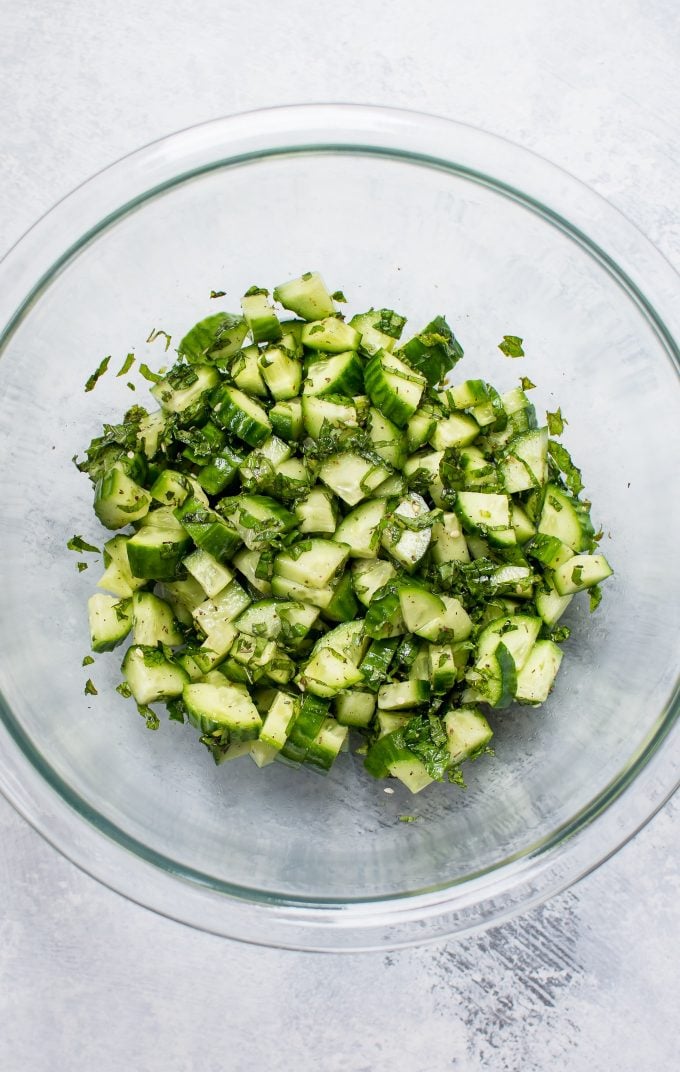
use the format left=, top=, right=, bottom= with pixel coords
left=367, top=407, right=407, bottom=469
left=97, top=535, right=148, bottom=598
left=132, top=591, right=183, bottom=646
left=515, top=640, right=563, bottom=704
left=241, top=292, right=282, bottom=343
left=183, top=549, right=233, bottom=599
left=295, top=487, right=338, bottom=535
left=179, top=312, right=248, bottom=364
left=381, top=493, right=432, bottom=572
left=301, top=395, right=358, bottom=439
left=301, top=317, right=360, bottom=352
left=305, top=718, right=349, bottom=772
left=196, top=445, right=246, bottom=497
left=125, top=526, right=193, bottom=581
left=431, top=513, right=471, bottom=565
left=377, top=678, right=430, bottom=710
left=150, top=365, right=220, bottom=414
left=219, top=494, right=297, bottom=551
left=259, top=692, right=299, bottom=750
left=174, top=498, right=242, bottom=562
left=318, top=453, right=391, bottom=507
left=94, top=468, right=151, bottom=530
left=122, top=645, right=189, bottom=705
left=406, top=407, right=438, bottom=452
left=275, top=539, right=350, bottom=589
left=183, top=681, right=262, bottom=740
left=232, top=548, right=273, bottom=597
left=88, top=593, right=133, bottom=653
left=303, top=350, right=364, bottom=396
left=322, top=571, right=360, bottom=623
left=269, top=398, right=304, bottom=442
left=429, top=413, right=480, bottom=451
left=500, top=427, right=549, bottom=493
left=334, top=499, right=388, bottom=559
left=443, top=707, right=493, bottom=764
left=538, top=483, right=594, bottom=551
left=552, top=553, right=613, bottom=595
left=333, top=691, right=376, bottom=728
left=535, top=583, right=573, bottom=627
left=192, top=580, right=251, bottom=635
left=351, top=559, right=397, bottom=607
left=273, top=271, right=336, bottom=321
left=257, top=345, right=302, bottom=400
left=270, top=574, right=335, bottom=609
left=150, top=469, right=191, bottom=507
left=364, top=350, right=426, bottom=427
left=210, top=384, right=272, bottom=447
left=447, top=379, right=489, bottom=409
left=231, top=345, right=268, bottom=397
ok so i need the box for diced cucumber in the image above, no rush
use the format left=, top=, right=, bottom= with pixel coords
left=210, top=384, right=272, bottom=447
left=538, top=484, right=594, bottom=552
left=232, top=548, right=273, bottom=596
left=192, top=580, right=251, bottom=635
left=367, top=408, right=407, bottom=469
left=88, top=593, right=133, bottom=652
left=122, top=645, right=188, bottom=705
left=126, top=525, right=192, bottom=581
left=219, top=494, right=297, bottom=551
left=269, top=397, right=303, bottom=441
left=319, top=453, right=391, bottom=507
left=149, top=469, right=191, bottom=508
left=94, top=467, right=151, bottom=530
left=295, top=487, right=338, bottom=535
left=443, top=707, right=493, bottom=764
left=364, top=350, right=426, bottom=427
left=184, top=681, right=262, bottom=740
left=406, top=407, right=438, bottom=452
left=301, top=395, right=358, bottom=438
left=511, top=503, right=536, bottom=544
left=273, top=271, right=336, bottom=321
left=259, top=692, right=299, bottom=750
left=275, top=539, right=349, bottom=589
left=97, top=535, right=148, bottom=598
left=429, top=412, right=480, bottom=451
left=500, top=427, right=549, bottom=493
left=258, top=344, right=302, bottom=400
left=381, top=492, right=432, bottom=572
left=535, top=582, right=573, bottom=626
left=333, top=690, right=376, bottom=728
left=322, top=571, right=359, bottom=623
left=351, top=559, right=397, bottom=607
left=303, top=350, right=364, bottom=396
left=270, top=574, right=336, bottom=609
left=455, top=490, right=515, bottom=547
left=334, top=499, right=388, bottom=559
left=378, top=678, right=430, bottom=710
left=175, top=498, right=242, bottom=562
left=241, top=291, right=282, bottom=343
left=552, top=553, right=613, bottom=595
left=151, top=365, right=220, bottom=414
left=301, top=317, right=360, bottom=352
left=515, top=640, right=563, bottom=704
left=183, top=548, right=233, bottom=599
left=431, top=513, right=471, bottom=564
left=132, top=591, right=182, bottom=646
left=231, top=344, right=268, bottom=397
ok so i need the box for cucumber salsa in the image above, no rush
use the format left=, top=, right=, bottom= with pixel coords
left=76, top=271, right=612, bottom=793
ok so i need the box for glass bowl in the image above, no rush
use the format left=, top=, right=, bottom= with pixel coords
left=0, top=105, right=678, bottom=952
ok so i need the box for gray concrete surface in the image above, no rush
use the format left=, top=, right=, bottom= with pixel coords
left=1, top=2, right=678, bottom=1069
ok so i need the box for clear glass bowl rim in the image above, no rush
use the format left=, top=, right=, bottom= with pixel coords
left=0, top=104, right=678, bottom=952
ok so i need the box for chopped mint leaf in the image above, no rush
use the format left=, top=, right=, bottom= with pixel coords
left=127, top=381, right=136, bottom=391
left=550, top=625, right=571, bottom=643
left=498, top=335, right=525, bottom=358
left=209, top=289, right=226, bottom=299
left=82, top=655, right=94, bottom=667
left=146, top=328, right=172, bottom=351
left=547, top=440, right=584, bottom=496
left=116, top=352, right=135, bottom=377
left=331, top=290, right=347, bottom=302
left=375, top=308, right=407, bottom=339
left=84, top=356, right=111, bottom=392
left=398, top=815, right=418, bottom=823
left=243, top=285, right=269, bottom=297
left=116, top=682, right=132, bottom=698
left=448, top=766, right=467, bottom=787
left=520, top=376, right=536, bottom=390
left=546, top=407, right=567, bottom=435
left=77, top=561, right=88, bottom=572
left=67, top=535, right=99, bottom=554
left=138, top=362, right=162, bottom=384
left=137, top=703, right=160, bottom=730
left=589, top=585, right=603, bottom=612
left=84, top=679, right=98, bottom=696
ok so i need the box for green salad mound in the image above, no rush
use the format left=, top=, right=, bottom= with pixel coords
left=76, top=271, right=612, bottom=793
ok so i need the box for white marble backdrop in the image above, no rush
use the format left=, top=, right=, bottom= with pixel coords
left=1, top=2, right=678, bottom=1069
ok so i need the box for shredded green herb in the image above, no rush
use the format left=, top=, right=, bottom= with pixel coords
left=84, top=356, right=111, bottom=392
left=67, top=535, right=99, bottom=554
left=498, top=335, right=525, bottom=358
left=84, top=679, right=98, bottom=696
left=116, top=352, right=135, bottom=377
